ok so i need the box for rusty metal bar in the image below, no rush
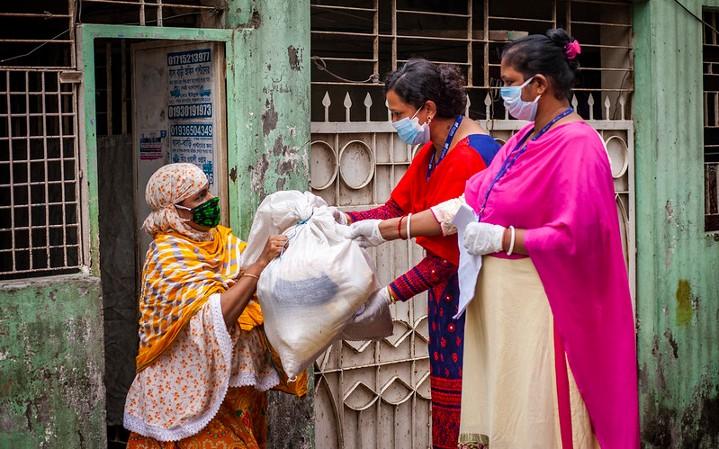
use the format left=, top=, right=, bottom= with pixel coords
left=24, top=72, right=33, bottom=269
left=571, top=20, right=631, bottom=27
left=487, top=15, right=554, bottom=23
left=106, top=42, right=113, bottom=135
left=6, top=72, right=16, bottom=272
left=0, top=39, right=73, bottom=44
left=311, top=4, right=377, bottom=13
left=570, top=0, right=632, bottom=5
left=57, top=71, right=68, bottom=266
left=467, top=0, right=473, bottom=87
left=391, top=0, right=397, bottom=70
left=81, top=0, right=218, bottom=10
left=40, top=73, right=50, bottom=268
left=372, top=0, right=378, bottom=80
left=121, top=39, right=128, bottom=134
left=396, top=9, right=470, bottom=18
left=0, top=13, right=71, bottom=18
left=68, top=0, right=76, bottom=68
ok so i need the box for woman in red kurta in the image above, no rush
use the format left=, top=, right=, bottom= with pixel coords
left=339, top=59, right=500, bottom=449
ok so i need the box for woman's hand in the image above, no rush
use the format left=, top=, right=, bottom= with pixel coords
left=463, top=222, right=505, bottom=256
left=349, top=220, right=386, bottom=248
left=329, top=207, right=351, bottom=225
left=256, top=234, right=289, bottom=268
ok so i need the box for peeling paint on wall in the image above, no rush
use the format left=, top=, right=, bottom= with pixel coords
left=249, top=153, right=269, bottom=200
left=0, top=276, right=106, bottom=449
left=262, top=96, right=278, bottom=136
left=675, top=279, right=693, bottom=326
left=287, top=45, right=302, bottom=71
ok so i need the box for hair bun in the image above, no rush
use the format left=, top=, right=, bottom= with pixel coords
left=546, top=28, right=573, bottom=48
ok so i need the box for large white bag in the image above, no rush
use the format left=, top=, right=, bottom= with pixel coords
left=243, top=191, right=388, bottom=378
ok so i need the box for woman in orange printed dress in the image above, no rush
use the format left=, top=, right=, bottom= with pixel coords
left=123, top=163, right=302, bottom=449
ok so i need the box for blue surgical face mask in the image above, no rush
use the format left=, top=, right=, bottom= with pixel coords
left=500, top=76, right=541, bottom=121
left=392, top=105, right=431, bottom=145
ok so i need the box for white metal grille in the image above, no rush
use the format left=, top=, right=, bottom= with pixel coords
left=311, top=97, right=634, bottom=449
left=703, top=10, right=719, bottom=232
left=0, top=69, right=82, bottom=279
left=311, top=1, right=634, bottom=447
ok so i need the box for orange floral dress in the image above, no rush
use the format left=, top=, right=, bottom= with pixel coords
left=124, top=294, right=280, bottom=448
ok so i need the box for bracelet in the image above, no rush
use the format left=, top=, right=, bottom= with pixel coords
left=242, top=273, right=260, bottom=281
left=397, top=216, right=405, bottom=240
left=506, top=225, right=516, bottom=256
left=406, top=213, right=413, bottom=240
left=387, top=287, right=398, bottom=304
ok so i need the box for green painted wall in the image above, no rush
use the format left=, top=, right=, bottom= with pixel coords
left=1, top=1, right=311, bottom=448
left=227, top=0, right=312, bottom=238
left=633, top=0, right=719, bottom=447
left=0, top=276, right=106, bottom=449
left=226, top=2, right=314, bottom=448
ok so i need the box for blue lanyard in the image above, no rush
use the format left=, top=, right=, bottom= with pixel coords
left=477, top=107, right=574, bottom=220
left=427, top=115, right=463, bottom=180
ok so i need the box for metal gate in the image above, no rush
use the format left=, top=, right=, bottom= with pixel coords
left=309, top=1, right=634, bottom=448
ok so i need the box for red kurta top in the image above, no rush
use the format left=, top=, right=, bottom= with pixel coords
left=391, top=136, right=493, bottom=265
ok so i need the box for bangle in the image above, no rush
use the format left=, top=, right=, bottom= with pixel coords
left=406, top=213, right=413, bottom=240
left=506, top=225, right=516, bottom=256
left=242, top=273, right=260, bottom=281
left=397, top=216, right=405, bottom=239
left=387, top=287, right=398, bottom=304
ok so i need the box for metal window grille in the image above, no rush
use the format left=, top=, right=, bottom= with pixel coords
left=0, top=1, right=76, bottom=68
left=78, top=0, right=226, bottom=28
left=0, top=69, right=82, bottom=279
left=311, top=0, right=633, bottom=123
left=703, top=10, right=719, bottom=232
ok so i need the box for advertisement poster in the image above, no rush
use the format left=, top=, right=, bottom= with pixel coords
left=138, top=130, right=166, bottom=161
left=167, top=48, right=215, bottom=187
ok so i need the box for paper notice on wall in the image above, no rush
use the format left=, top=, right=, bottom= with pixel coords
left=452, top=204, right=482, bottom=319
left=167, top=48, right=215, bottom=186
left=139, top=130, right=166, bottom=161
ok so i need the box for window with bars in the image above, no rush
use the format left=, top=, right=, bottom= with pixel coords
left=0, top=0, right=229, bottom=280
left=704, top=10, right=719, bottom=232
left=310, top=0, right=633, bottom=123
left=0, top=70, right=82, bottom=279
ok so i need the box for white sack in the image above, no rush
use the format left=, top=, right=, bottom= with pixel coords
left=243, top=191, right=388, bottom=378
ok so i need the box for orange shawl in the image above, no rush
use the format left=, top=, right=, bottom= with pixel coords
left=135, top=225, right=262, bottom=371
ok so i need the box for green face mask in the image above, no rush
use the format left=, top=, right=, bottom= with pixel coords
left=177, top=196, right=221, bottom=228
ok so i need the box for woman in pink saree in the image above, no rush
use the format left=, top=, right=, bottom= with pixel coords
left=348, top=29, right=638, bottom=449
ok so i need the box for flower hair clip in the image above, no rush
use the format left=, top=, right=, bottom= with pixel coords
left=565, top=40, right=582, bottom=61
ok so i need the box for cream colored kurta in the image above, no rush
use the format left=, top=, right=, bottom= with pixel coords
left=458, top=256, right=600, bottom=449
left=430, top=197, right=601, bottom=449
left=123, top=294, right=280, bottom=442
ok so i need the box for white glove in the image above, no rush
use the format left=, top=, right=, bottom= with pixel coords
left=329, top=207, right=349, bottom=225
left=342, top=287, right=393, bottom=341
left=348, top=219, right=386, bottom=248
left=463, top=222, right=505, bottom=256
left=353, top=286, right=391, bottom=317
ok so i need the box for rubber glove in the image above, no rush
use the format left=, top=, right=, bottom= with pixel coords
left=342, top=287, right=393, bottom=341
left=329, top=207, right=350, bottom=225
left=463, top=222, right=505, bottom=256
left=348, top=219, right=385, bottom=248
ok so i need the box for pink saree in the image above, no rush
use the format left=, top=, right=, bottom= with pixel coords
left=464, top=121, right=638, bottom=449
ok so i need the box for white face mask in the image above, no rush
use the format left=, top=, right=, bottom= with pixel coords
left=500, top=76, right=541, bottom=121
left=392, top=106, right=431, bottom=145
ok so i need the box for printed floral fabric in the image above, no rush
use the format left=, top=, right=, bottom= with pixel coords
left=124, top=294, right=279, bottom=442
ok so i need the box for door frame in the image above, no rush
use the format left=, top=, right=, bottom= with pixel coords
left=76, top=24, right=239, bottom=275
